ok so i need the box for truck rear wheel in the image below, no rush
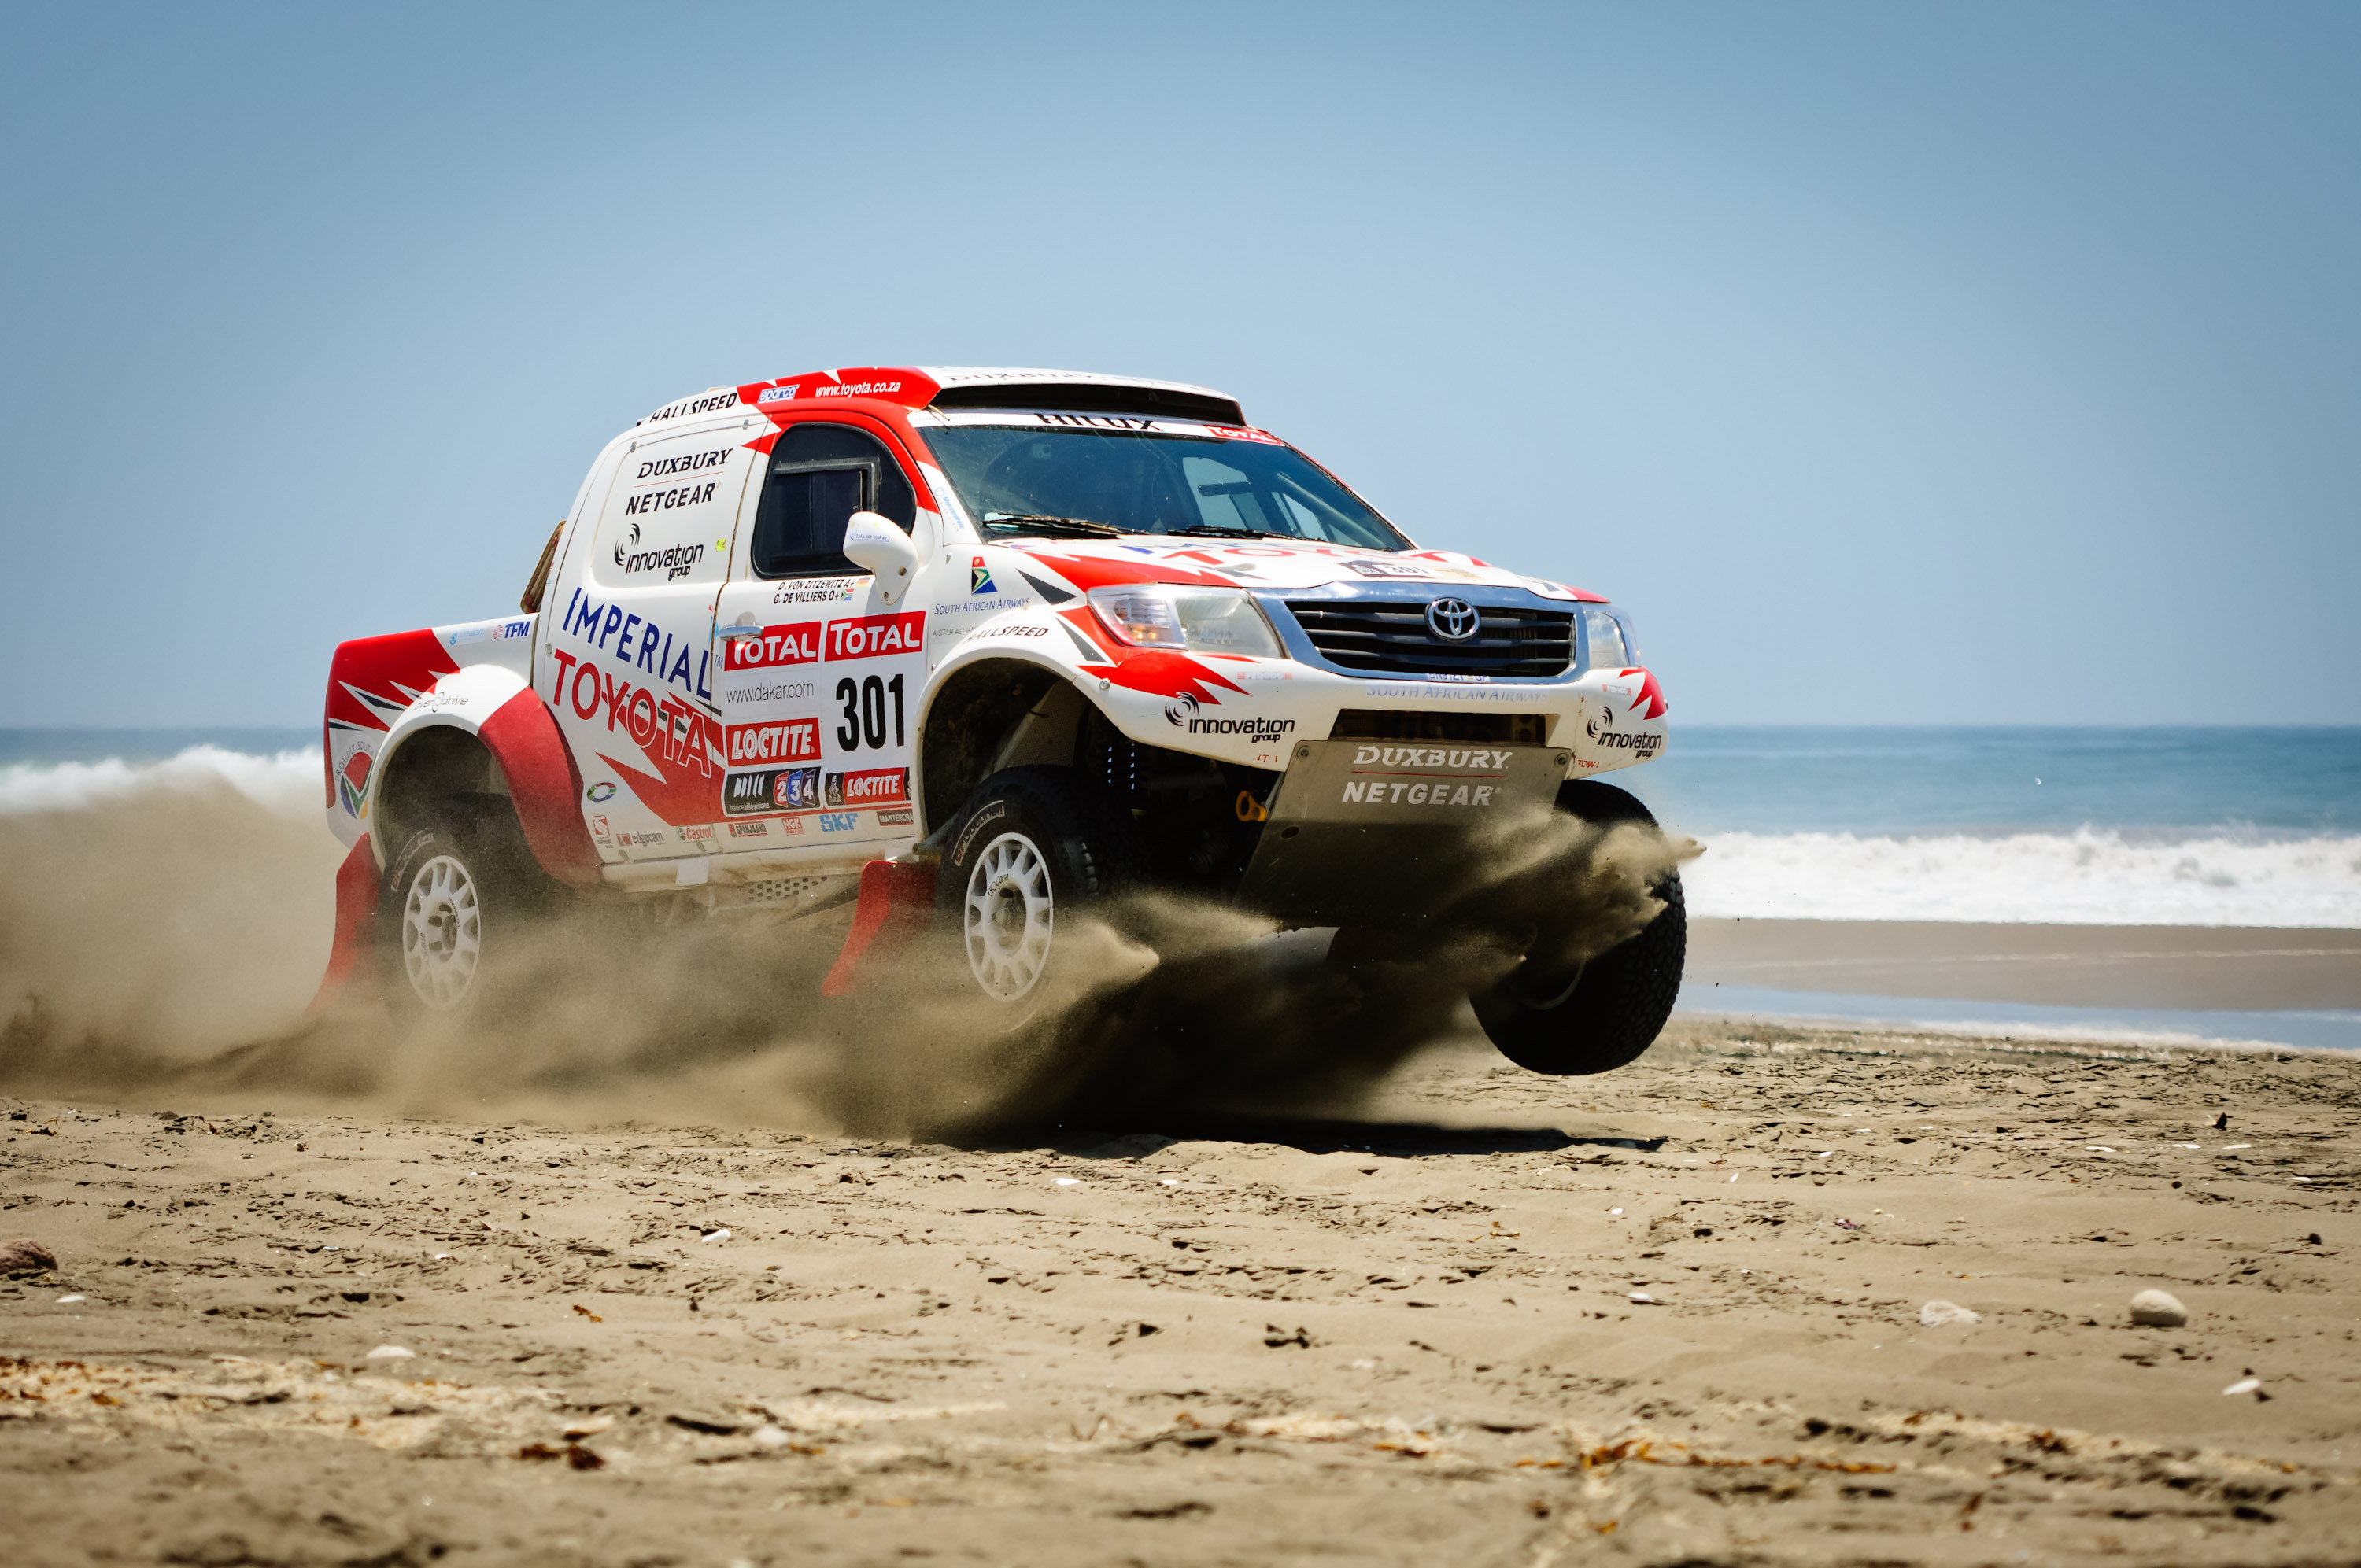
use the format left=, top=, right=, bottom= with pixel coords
left=1469, top=781, right=1686, bottom=1075
left=379, top=799, right=551, bottom=1017
left=940, top=766, right=1140, bottom=1005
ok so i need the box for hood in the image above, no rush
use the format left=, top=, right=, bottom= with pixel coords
left=999, top=537, right=1605, bottom=601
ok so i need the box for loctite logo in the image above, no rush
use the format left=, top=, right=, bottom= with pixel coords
left=722, top=623, right=822, bottom=671
left=825, top=612, right=925, bottom=660
left=824, top=768, right=908, bottom=806
left=726, top=718, right=819, bottom=764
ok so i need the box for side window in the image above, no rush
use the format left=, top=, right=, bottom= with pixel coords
left=751, top=422, right=917, bottom=577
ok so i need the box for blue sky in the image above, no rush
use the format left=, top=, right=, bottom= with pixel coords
left=3, top=2, right=2354, bottom=725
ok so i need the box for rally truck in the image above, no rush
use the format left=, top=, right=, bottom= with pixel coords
left=318, top=367, right=1681, bottom=1075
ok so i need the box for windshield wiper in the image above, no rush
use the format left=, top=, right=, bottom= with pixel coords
left=981, top=513, right=1122, bottom=538
left=1169, top=523, right=1276, bottom=540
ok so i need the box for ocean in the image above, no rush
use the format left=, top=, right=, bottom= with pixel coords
left=3, top=725, right=2355, bottom=1051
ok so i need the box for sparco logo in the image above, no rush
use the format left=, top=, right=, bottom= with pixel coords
left=1164, top=692, right=1296, bottom=740
left=1425, top=598, right=1480, bottom=641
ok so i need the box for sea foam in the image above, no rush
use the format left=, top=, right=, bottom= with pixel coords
left=1684, top=827, right=2361, bottom=927
left=0, top=745, right=321, bottom=819
left=6, top=747, right=2356, bottom=928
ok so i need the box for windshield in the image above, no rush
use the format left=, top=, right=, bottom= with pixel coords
left=918, top=424, right=1410, bottom=549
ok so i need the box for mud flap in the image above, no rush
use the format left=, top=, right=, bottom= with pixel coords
left=822, top=860, right=940, bottom=997
left=306, top=835, right=382, bottom=1013
left=1232, top=740, right=1570, bottom=928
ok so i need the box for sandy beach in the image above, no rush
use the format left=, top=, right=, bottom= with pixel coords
left=6, top=1017, right=2356, bottom=1567
left=1688, top=921, right=2361, bottom=1012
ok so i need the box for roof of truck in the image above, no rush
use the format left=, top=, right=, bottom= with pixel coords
left=640, top=366, right=1245, bottom=429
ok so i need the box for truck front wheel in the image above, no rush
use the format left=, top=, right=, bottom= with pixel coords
left=941, top=766, right=1140, bottom=1005
left=379, top=800, right=550, bottom=1016
left=1468, top=781, right=1687, bottom=1075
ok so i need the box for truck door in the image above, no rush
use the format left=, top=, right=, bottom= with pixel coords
left=542, top=421, right=754, bottom=862
left=711, top=419, right=926, bottom=858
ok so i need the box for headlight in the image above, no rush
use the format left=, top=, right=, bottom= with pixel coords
left=1085, top=585, right=1282, bottom=658
left=1582, top=606, right=1635, bottom=670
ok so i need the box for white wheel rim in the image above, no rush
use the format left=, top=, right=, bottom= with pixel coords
left=962, top=831, right=1054, bottom=1001
left=401, top=853, right=482, bottom=1010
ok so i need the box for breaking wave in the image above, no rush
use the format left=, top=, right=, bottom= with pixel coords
left=1684, top=828, right=2361, bottom=927
left=0, top=744, right=321, bottom=818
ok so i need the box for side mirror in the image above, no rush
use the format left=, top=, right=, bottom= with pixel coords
left=842, top=511, right=919, bottom=603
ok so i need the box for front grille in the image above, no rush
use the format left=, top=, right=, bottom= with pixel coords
left=1284, top=600, right=1574, bottom=677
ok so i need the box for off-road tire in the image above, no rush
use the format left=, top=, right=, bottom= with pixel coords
left=939, top=766, right=1143, bottom=1005
left=1469, top=780, right=1686, bottom=1075
left=378, top=794, right=553, bottom=1019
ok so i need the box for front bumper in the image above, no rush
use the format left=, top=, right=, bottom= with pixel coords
left=1088, top=583, right=1667, bottom=778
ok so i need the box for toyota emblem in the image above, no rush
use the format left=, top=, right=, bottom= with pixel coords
left=1425, top=598, right=1480, bottom=641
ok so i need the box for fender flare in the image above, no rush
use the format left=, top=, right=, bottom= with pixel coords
left=375, top=664, right=602, bottom=888
left=914, top=648, right=1110, bottom=833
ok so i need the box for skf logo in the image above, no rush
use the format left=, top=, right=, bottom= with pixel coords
left=818, top=811, right=859, bottom=833
left=971, top=555, right=996, bottom=595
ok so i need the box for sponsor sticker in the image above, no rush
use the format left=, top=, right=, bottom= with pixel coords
left=586, top=781, right=618, bottom=802
left=818, top=811, right=859, bottom=833
left=1204, top=425, right=1284, bottom=445
left=876, top=806, right=914, bottom=826
left=728, top=820, right=770, bottom=838
left=824, top=612, right=925, bottom=661
left=970, top=555, right=996, bottom=595
left=722, top=766, right=821, bottom=816
left=611, top=521, right=708, bottom=577
left=591, top=814, right=611, bottom=840
left=824, top=767, right=908, bottom=806
left=338, top=751, right=372, bottom=817
left=1164, top=692, right=1295, bottom=740
left=1347, top=560, right=1431, bottom=579
left=722, top=622, right=822, bottom=671
left=726, top=718, right=820, bottom=766
left=678, top=825, right=718, bottom=842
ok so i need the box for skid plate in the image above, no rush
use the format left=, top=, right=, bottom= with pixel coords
left=1233, top=739, right=1571, bottom=928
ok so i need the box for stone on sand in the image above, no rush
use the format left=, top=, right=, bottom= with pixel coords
left=1919, top=1299, right=1981, bottom=1326
left=2129, top=1289, right=2189, bottom=1327
left=0, top=1237, right=58, bottom=1273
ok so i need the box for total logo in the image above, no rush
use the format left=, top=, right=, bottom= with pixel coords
left=1165, top=691, right=1297, bottom=741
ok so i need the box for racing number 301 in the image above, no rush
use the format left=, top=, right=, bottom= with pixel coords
left=835, top=673, right=907, bottom=751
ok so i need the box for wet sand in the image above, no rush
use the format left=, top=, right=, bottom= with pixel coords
left=5, top=1022, right=2358, bottom=1566
left=1688, top=920, right=2361, bottom=1010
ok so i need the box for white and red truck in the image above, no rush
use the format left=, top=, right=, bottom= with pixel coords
left=318, top=367, right=1680, bottom=1073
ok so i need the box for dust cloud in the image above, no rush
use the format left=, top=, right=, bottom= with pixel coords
left=1, top=758, right=1698, bottom=1139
